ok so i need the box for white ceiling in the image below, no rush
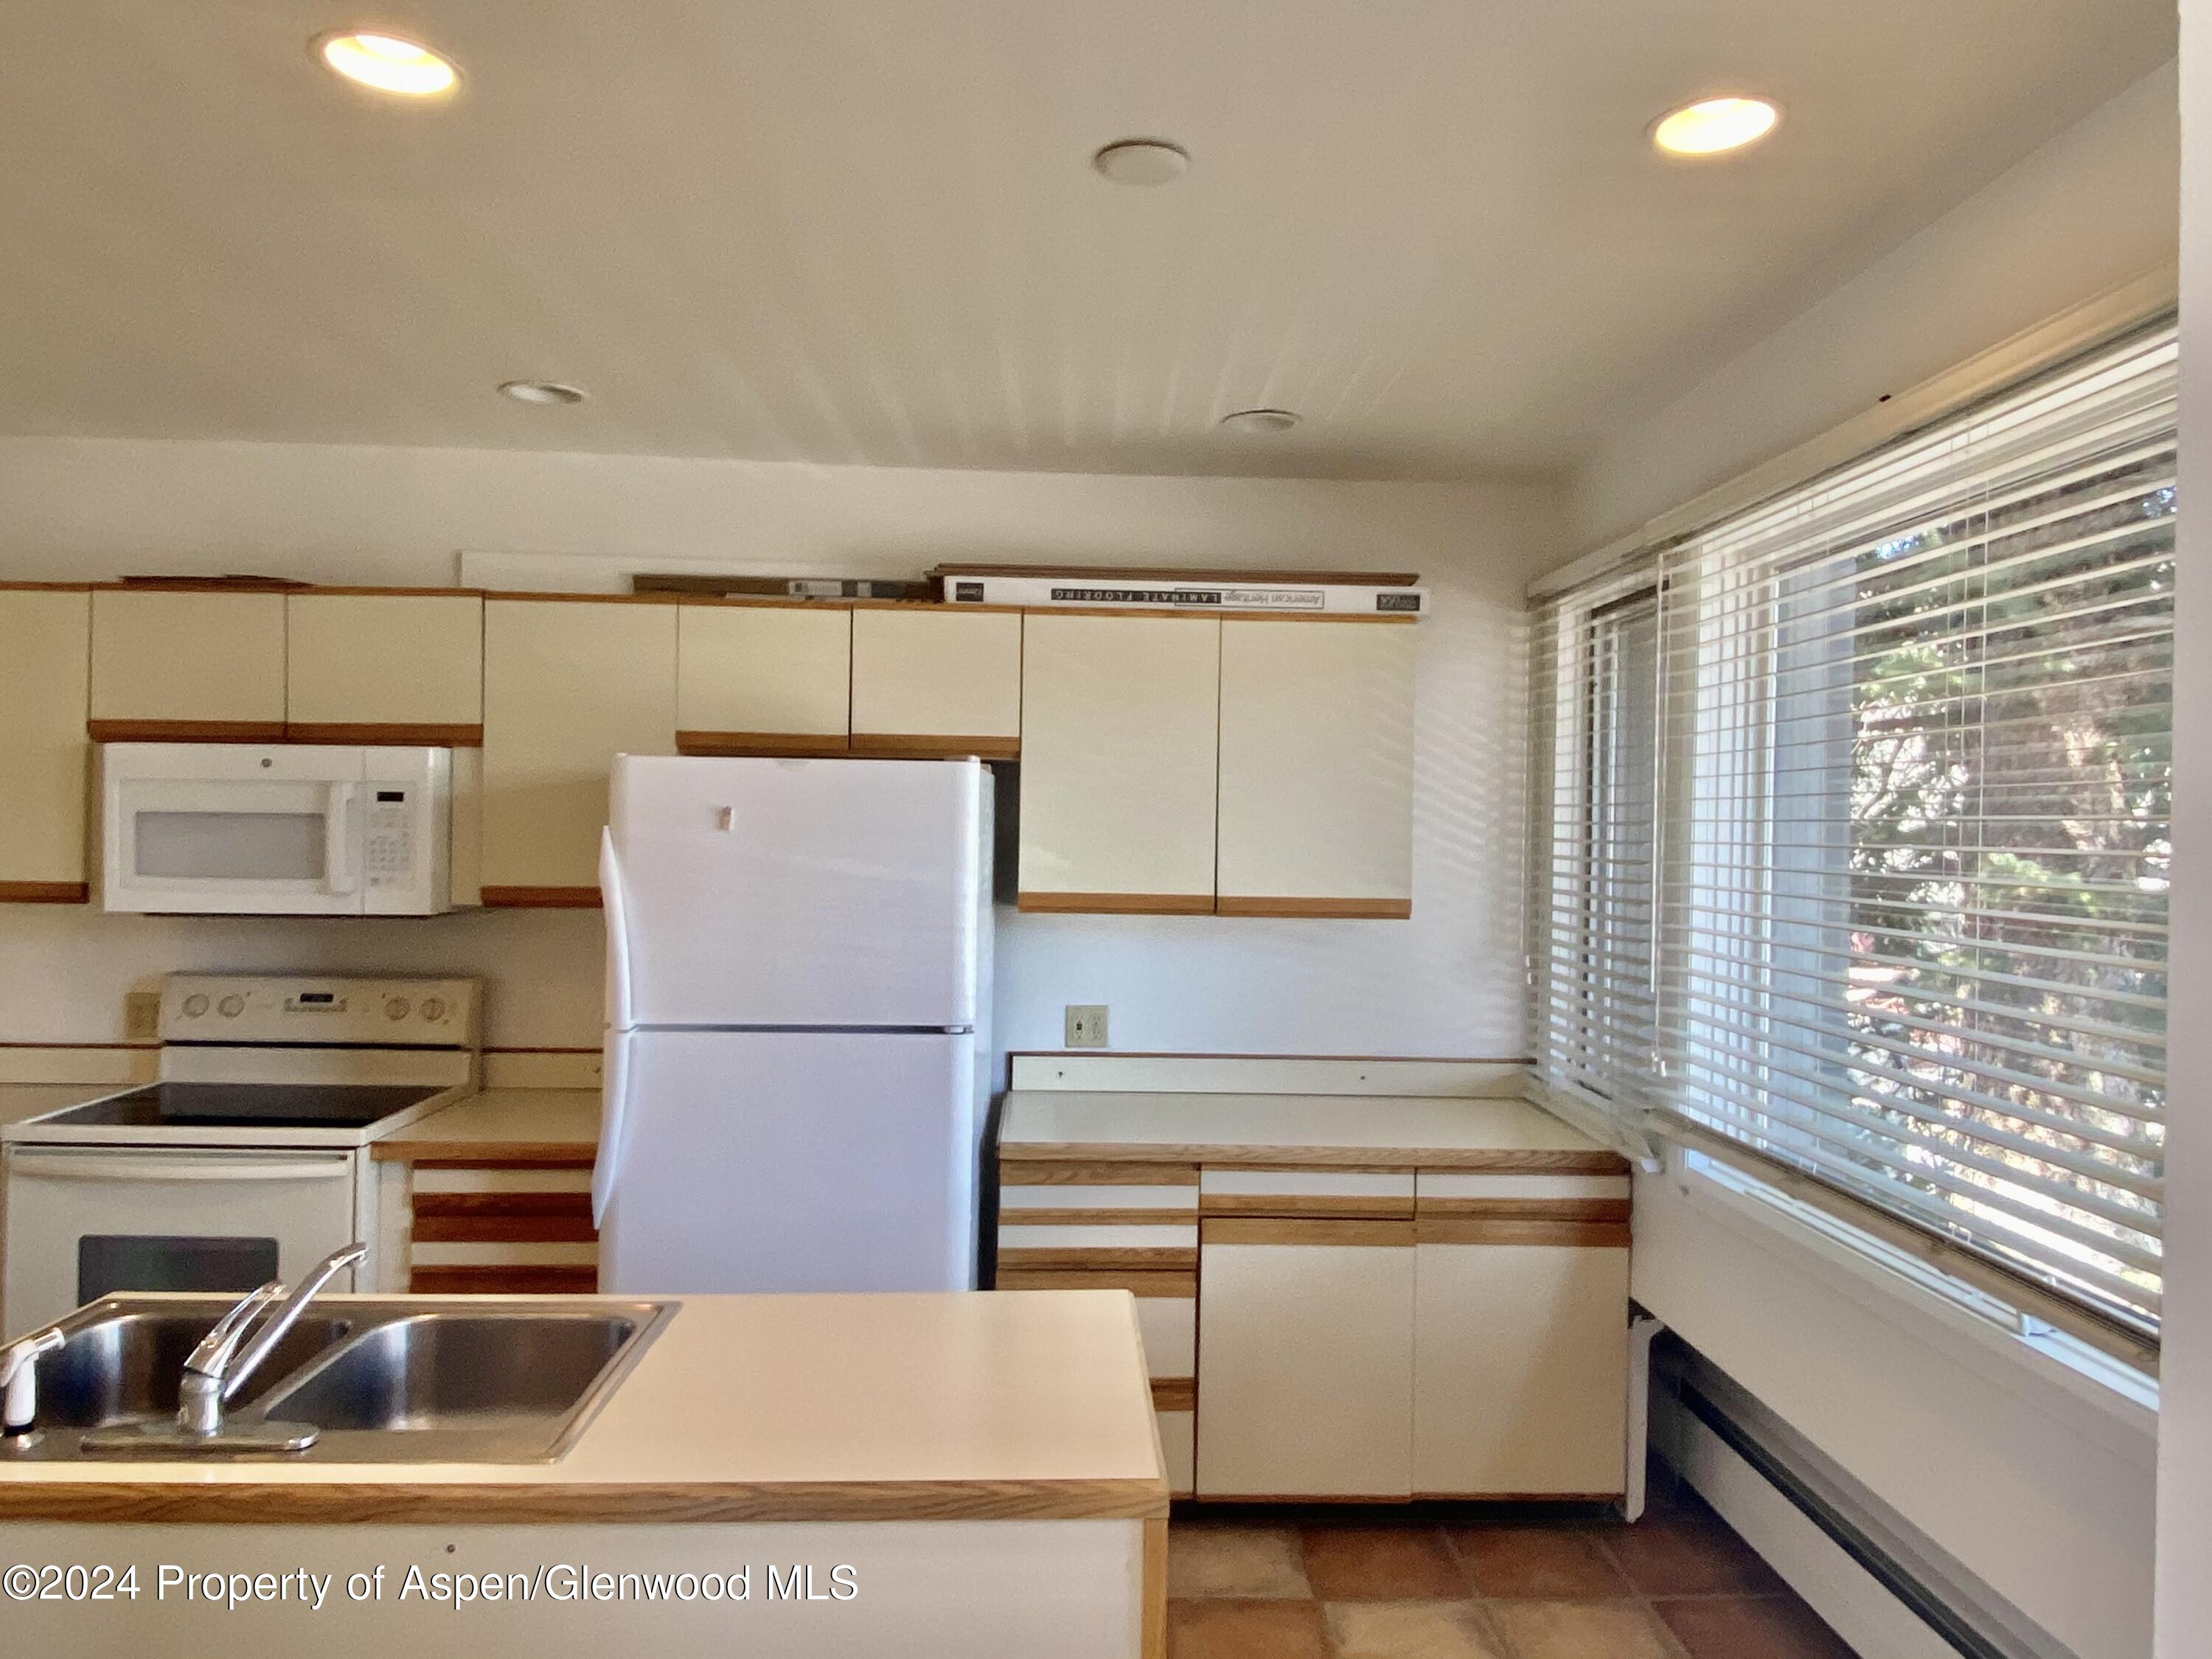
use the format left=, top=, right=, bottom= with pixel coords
left=0, top=1, right=2176, bottom=480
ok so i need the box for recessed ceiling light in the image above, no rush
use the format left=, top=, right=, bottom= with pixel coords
left=1219, top=408, right=1300, bottom=434
left=498, top=380, right=587, bottom=406
left=1651, top=95, right=1780, bottom=156
left=315, top=31, right=460, bottom=97
left=1093, top=139, right=1191, bottom=187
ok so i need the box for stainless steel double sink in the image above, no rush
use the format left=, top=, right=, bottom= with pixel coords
left=8, top=1295, right=675, bottom=1464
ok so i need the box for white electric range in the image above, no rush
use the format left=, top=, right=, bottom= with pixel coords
left=1, top=974, right=479, bottom=1332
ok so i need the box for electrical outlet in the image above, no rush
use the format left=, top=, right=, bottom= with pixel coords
left=123, top=990, right=161, bottom=1041
left=1064, top=1004, right=1109, bottom=1048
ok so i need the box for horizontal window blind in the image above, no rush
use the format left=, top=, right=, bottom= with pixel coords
left=1533, top=323, right=2174, bottom=1334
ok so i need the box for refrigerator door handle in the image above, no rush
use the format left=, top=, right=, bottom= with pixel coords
left=599, top=827, right=635, bottom=1031
left=593, top=1029, right=630, bottom=1226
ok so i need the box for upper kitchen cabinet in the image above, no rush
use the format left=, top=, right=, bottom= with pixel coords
left=88, top=588, right=286, bottom=741
left=1018, top=612, right=1220, bottom=913
left=1216, top=617, right=1416, bottom=918
left=285, top=592, right=484, bottom=744
left=480, top=597, right=678, bottom=905
left=675, top=602, right=851, bottom=756
left=0, top=588, right=93, bottom=902
left=849, top=606, right=1022, bottom=759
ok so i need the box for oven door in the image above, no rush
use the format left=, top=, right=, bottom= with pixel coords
left=104, top=776, right=361, bottom=915
left=1, top=1147, right=359, bottom=1332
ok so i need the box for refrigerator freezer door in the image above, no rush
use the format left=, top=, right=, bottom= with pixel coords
left=607, top=755, right=984, bottom=1029
left=598, top=1029, right=978, bottom=1294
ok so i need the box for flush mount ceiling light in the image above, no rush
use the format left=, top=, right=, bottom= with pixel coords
left=1650, top=95, right=1780, bottom=156
left=314, top=30, right=460, bottom=97
left=1092, top=139, right=1191, bottom=186
left=498, top=380, right=587, bottom=406
left=1218, top=408, right=1300, bottom=434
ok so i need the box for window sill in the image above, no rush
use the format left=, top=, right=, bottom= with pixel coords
left=1663, top=1144, right=2158, bottom=1445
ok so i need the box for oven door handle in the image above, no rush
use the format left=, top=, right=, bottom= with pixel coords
left=4, top=1153, right=352, bottom=1185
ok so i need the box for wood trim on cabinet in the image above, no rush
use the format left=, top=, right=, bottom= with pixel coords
left=1201, top=1217, right=1415, bottom=1248
left=481, top=591, right=685, bottom=605
left=1016, top=891, right=1216, bottom=915
left=672, top=593, right=858, bottom=611
left=1001, top=1162, right=1200, bottom=1186
left=1416, top=1217, right=1632, bottom=1248
left=409, top=1214, right=599, bottom=1245
left=675, top=729, right=851, bottom=758
left=1197, top=1192, right=1414, bottom=1220
left=1004, top=1144, right=1630, bottom=1172
left=931, top=563, right=1420, bottom=586
left=848, top=732, right=1021, bottom=759
left=992, top=1268, right=1197, bottom=1298
left=411, top=1192, right=594, bottom=1218
left=381, top=1150, right=599, bottom=1168
left=1214, top=896, right=1413, bottom=919
left=408, top=1265, right=600, bottom=1295
left=995, top=1245, right=1197, bottom=1271
left=0, top=881, right=90, bottom=904
left=87, top=719, right=286, bottom=743
left=285, top=721, right=484, bottom=746
left=1142, top=1517, right=1168, bottom=1659
left=1413, top=1197, right=1634, bottom=1223
left=1411, top=1489, right=1625, bottom=1503
left=479, top=885, right=602, bottom=908
left=1149, top=1377, right=1196, bottom=1412
left=997, top=1208, right=1200, bottom=1226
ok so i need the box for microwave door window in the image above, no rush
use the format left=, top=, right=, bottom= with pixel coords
left=133, top=810, right=326, bottom=881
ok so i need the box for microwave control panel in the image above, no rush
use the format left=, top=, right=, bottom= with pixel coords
left=365, top=788, right=417, bottom=891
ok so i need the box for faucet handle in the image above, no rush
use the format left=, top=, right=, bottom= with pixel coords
left=185, top=1281, right=285, bottom=1381
left=1, top=1327, right=66, bottom=1434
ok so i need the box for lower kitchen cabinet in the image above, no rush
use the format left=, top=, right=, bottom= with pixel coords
left=397, top=1161, right=600, bottom=1294
left=1411, top=1225, right=1631, bottom=1497
left=1194, top=1218, right=1416, bottom=1499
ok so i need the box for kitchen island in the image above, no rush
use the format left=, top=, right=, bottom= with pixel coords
left=0, top=1289, right=1166, bottom=1656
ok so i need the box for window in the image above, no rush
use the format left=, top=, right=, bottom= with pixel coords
left=1531, top=324, right=2174, bottom=1335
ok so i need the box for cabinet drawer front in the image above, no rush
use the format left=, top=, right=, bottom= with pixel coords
left=1001, top=1161, right=1199, bottom=1187
left=998, top=1223, right=1197, bottom=1270
left=1200, top=1167, right=1414, bottom=1218
left=1416, top=1171, right=1632, bottom=1223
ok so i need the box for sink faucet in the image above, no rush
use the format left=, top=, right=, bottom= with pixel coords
left=178, top=1243, right=366, bottom=1437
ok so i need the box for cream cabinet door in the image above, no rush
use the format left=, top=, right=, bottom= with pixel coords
left=1194, top=1219, right=1415, bottom=1498
left=1017, top=613, right=1219, bottom=912
left=481, top=599, right=678, bottom=902
left=1412, top=1232, right=1630, bottom=1498
left=1217, top=617, right=1415, bottom=917
left=285, top=593, right=484, bottom=742
left=0, top=588, right=92, bottom=900
left=850, top=607, right=1022, bottom=758
left=675, top=603, right=851, bottom=754
left=88, top=589, right=287, bottom=739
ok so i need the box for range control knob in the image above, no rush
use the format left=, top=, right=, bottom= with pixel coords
left=217, top=995, right=245, bottom=1018
left=385, top=997, right=412, bottom=1021
left=420, top=996, right=447, bottom=1023
left=181, top=993, right=209, bottom=1018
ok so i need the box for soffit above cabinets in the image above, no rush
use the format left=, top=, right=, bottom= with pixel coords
left=0, top=1, right=2174, bottom=479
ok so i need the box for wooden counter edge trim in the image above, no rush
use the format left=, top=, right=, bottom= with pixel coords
left=1149, top=1377, right=1196, bottom=1412
left=849, top=733, right=1021, bottom=759
left=1017, top=891, right=1215, bottom=915
left=1001, top=1144, right=1630, bottom=1172
left=1416, top=1217, right=1632, bottom=1248
left=373, top=1144, right=598, bottom=1164
left=0, top=881, right=90, bottom=904
left=1214, top=896, right=1413, bottom=919
left=1001, top=1161, right=1200, bottom=1186
left=1143, top=1516, right=1168, bottom=1659
left=1201, top=1217, right=1414, bottom=1248
left=996, top=1247, right=1197, bottom=1270
left=677, top=730, right=851, bottom=758
left=0, top=1476, right=1172, bottom=1526
left=88, top=719, right=286, bottom=743
left=285, top=721, right=484, bottom=747
left=480, top=886, right=603, bottom=908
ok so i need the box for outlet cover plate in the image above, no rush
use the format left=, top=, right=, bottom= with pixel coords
left=1064, top=1004, right=1108, bottom=1048
left=123, top=991, right=161, bottom=1041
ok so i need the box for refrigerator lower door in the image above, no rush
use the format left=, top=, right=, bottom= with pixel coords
left=599, top=1029, right=979, bottom=1295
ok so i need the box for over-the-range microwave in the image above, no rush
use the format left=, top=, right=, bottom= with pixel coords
left=99, top=742, right=455, bottom=915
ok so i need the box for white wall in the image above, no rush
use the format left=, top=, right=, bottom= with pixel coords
left=1564, top=60, right=2180, bottom=552
left=0, top=439, right=1559, bottom=1060
left=2154, top=7, right=2212, bottom=1656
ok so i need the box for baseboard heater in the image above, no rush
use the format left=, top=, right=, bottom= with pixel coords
left=1655, top=1338, right=2079, bottom=1659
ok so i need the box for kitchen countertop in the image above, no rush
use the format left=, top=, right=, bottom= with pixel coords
left=370, top=1088, right=600, bottom=1161
left=0, top=1289, right=1164, bottom=1525
left=0, top=1082, right=131, bottom=1129
left=998, top=1089, right=1626, bottom=1170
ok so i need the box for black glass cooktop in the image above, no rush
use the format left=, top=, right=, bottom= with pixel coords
left=48, top=1082, right=443, bottom=1130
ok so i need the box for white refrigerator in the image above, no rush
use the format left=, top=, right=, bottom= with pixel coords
left=594, top=754, right=992, bottom=1294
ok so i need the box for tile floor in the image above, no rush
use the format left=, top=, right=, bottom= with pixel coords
left=1165, top=1476, right=1857, bottom=1659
